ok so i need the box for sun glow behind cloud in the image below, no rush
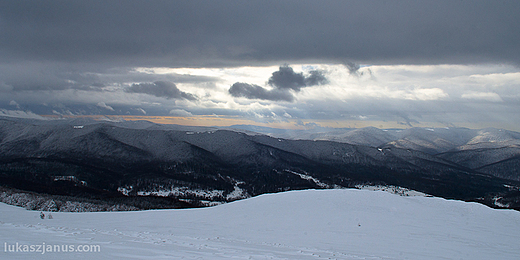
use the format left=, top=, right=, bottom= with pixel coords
left=6, top=63, right=520, bottom=131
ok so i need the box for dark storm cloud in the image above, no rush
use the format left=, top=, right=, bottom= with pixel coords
left=268, top=65, right=328, bottom=90
left=1, top=0, right=519, bottom=67
left=230, top=65, right=328, bottom=101
left=268, top=66, right=306, bottom=91
left=229, top=83, right=294, bottom=102
left=126, top=81, right=197, bottom=100
left=304, top=70, right=328, bottom=86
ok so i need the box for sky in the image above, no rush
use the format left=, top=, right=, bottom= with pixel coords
left=1, top=0, right=520, bottom=130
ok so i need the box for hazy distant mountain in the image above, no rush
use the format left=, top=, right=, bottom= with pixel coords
left=231, top=125, right=478, bottom=153
left=313, top=127, right=396, bottom=147
left=233, top=124, right=520, bottom=182
left=382, top=127, right=477, bottom=154
left=1, top=117, right=519, bottom=211
left=433, top=130, right=520, bottom=181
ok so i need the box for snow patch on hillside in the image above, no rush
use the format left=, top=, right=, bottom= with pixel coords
left=137, top=187, right=225, bottom=199
left=285, top=169, right=331, bottom=188
left=225, top=186, right=250, bottom=201
left=117, top=186, right=132, bottom=196
left=493, top=196, right=511, bottom=208
left=355, top=184, right=429, bottom=197
left=134, top=185, right=251, bottom=202
left=0, top=189, right=138, bottom=212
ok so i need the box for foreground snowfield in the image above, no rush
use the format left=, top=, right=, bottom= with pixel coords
left=1, top=189, right=520, bottom=259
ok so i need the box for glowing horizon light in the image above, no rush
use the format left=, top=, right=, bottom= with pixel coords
left=37, top=114, right=520, bottom=132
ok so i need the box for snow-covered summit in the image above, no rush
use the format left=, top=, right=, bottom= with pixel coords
left=1, top=189, right=519, bottom=259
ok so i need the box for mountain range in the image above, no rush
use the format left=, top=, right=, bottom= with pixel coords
left=0, top=116, right=519, bottom=210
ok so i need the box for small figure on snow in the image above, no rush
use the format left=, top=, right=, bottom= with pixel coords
left=40, top=212, right=45, bottom=219
left=48, top=213, right=53, bottom=219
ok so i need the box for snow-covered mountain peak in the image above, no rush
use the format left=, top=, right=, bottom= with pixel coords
left=1, top=189, right=519, bottom=259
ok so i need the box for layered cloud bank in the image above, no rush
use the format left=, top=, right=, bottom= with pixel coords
left=1, top=1, right=519, bottom=130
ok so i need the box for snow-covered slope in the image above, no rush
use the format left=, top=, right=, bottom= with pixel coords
left=318, top=126, right=397, bottom=147
left=383, top=127, right=477, bottom=154
left=1, top=189, right=519, bottom=260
